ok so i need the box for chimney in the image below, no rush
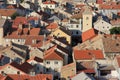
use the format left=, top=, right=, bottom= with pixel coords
left=28, top=23, right=31, bottom=31
left=18, top=23, right=23, bottom=29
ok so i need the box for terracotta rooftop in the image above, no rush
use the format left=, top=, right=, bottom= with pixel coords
left=44, top=50, right=63, bottom=60
left=99, top=4, right=120, bottom=9
left=46, top=22, right=58, bottom=29
left=102, top=35, right=120, bottom=53
left=30, top=28, right=40, bottom=35
left=43, top=1, right=56, bottom=4
left=82, top=28, right=96, bottom=42
left=96, top=0, right=103, bottom=4
left=12, top=17, right=28, bottom=29
left=28, top=16, right=39, bottom=21
left=27, top=56, right=43, bottom=63
left=0, top=74, right=53, bottom=80
left=74, top=50, right=104, bottom=60
left=0, top=9, right=16, bottom=17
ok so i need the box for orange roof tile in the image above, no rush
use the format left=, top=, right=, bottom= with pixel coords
left=44, top=50, right=63, bottom=60
left=82, top=28, right=96, bottom=42
left=96, top=0, right=103, bottom=4
left=27, top=56, right=43, bottom=63
left=2, top=74, right=53, bottom=80
left=78, top=69, right=95, bottom=73
left=13, top=17, right=28, bottom=29
left=0, top=9, right=16, bottom=17
left=28, top=16, right=39, bottom=21
left=25, top=35, right=43, bottom=45
left=46, top=22, right=58, bottom=29
left=74, top=50, right=104, bottom=60
left=30, top=28, right=40, bottom=35
left=43, top=1, right=56, bottom=4
left=23, top=28, right=29, bottom=35
left=99, top=4, right=120, bottom=9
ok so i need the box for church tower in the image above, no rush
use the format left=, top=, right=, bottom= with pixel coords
left=82, top=6, right=93, bottom=32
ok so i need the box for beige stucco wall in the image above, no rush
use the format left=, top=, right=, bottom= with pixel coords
left=0, top=65, right=25, bottom=74
left=51, top=29, right=71, bottom=44
left=44, top=60, right=63, bottom=72
left=82, top=13, right=92, bottom=32
left=0, top=28, right=3, bottom=45
left=61, top=63, right=76, bottom=80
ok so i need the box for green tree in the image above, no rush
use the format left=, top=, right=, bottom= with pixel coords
left=110, top=27, right=120, bottom=34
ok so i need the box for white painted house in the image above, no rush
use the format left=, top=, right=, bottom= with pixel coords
left=44, top=50, right=63, bottom=78
left=94, top=17, right=112, bottom=34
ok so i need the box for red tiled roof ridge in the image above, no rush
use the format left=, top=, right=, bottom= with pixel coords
left=46, top=22, right=58, bottom=29
left=43, top=0, right=56, bottom=4
left=74, top=49, right=104, bottom=60
left=44, top=50, right=63, bottom=60
left=5, top=74, right=53, bottom=80
left=82, top=28, right=96, bottom=42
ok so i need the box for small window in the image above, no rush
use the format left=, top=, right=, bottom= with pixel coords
left=1, top=71, right=4, bottom=74
left=76, top=31, right=79, bottom=34
left=103, top=26, right=104, bottom=28
left=116, top=43, right=119, bottom=46
left=76, top=25, right=79, bottom=28
left=18, top=39, right=20, bottom=42
left=46, top=68, right=50, bottom=72
left=46, top=61, right=50, bottom=64
left=54, top=61, right=58, bottom=64
left=17, top=71, right=20, bottom=74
